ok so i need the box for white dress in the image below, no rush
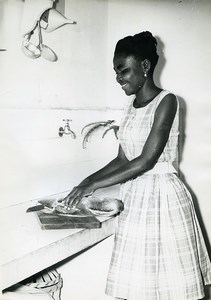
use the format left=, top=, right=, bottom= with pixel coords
left=105, top=90, right=211, bottom=300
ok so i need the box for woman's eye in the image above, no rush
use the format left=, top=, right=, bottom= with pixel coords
left=114, top=68, right=129, bottom=76
left=121, top=68, right=129, bottom=75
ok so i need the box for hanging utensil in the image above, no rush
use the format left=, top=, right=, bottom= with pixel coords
left=37, top=21, right=57, bottom=62
left=21, top=31, right=41, bottom=59
left=41, top=8, right=76, bottom=33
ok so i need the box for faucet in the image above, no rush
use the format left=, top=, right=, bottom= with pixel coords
left=59, top=119, right=76, bottom=138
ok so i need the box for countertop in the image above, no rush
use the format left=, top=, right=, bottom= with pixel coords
left=0, top=187, right=120, bottom=291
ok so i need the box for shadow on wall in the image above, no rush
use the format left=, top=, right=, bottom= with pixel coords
left=153, top=35, right=166, bottom=88
left=178, top=97, right=211, bottom=299
left=178, top=99, right=211, bottom=251
left=54, top=0, right=65, bottom=15
left=155, top=35, right=211, bottom=299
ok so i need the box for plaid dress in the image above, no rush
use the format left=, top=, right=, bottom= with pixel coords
left=105, top=90, right=211, bottom=300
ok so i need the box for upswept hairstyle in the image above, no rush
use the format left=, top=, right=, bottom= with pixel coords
left=114, top=31, right=159, bottom=74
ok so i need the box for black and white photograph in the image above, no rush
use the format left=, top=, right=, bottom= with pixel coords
left=0, top=0, right=211, bottom=299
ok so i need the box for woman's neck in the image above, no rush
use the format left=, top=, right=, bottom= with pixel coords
left=135, top=80, right=162, bottom=108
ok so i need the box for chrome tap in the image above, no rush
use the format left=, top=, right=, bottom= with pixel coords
left=59, top=119, right=76, bottom=138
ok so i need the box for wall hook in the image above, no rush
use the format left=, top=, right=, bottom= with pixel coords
left=59, top=119, right=76, bottom=138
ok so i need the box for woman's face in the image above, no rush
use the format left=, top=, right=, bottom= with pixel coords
left=113, top=55, right=145, bottom=96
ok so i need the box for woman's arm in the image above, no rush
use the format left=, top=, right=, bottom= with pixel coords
left=65, top=94, right=177, bottom=207
left=62, top=145, right=128, bottom=205
left=78, top=145, right=129, bottom=186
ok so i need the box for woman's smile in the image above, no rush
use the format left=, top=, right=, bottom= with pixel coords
left=121, top=83, right=128, bottom=89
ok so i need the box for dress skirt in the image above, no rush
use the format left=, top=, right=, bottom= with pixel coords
left=105, top=173, right=211, bottom=300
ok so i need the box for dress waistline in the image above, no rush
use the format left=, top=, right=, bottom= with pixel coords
left=145, top=162, right=177, bottom=175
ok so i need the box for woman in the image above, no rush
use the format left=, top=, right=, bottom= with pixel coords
left=64, top=31, right=211, bottom=299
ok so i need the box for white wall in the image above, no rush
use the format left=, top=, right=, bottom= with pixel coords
left=0, top=0, right=108, bottom=109
left=0, top=0, right=121, bottom=209
left=0, top=108, right=121, bottom=208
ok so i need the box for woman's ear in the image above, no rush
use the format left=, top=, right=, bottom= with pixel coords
left=141, top=59, right=151, bottom=73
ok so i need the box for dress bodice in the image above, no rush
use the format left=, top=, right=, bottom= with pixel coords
left=118, top=90, right=179, bottom=164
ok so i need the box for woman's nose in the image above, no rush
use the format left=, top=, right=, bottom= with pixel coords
left=116, top=74, right=123, bottom=84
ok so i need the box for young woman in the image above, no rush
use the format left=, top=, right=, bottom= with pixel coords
left=64, top=31, right=211, bottom=300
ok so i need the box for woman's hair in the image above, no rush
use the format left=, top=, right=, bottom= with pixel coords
left=114, top=31, right=159, bottom=74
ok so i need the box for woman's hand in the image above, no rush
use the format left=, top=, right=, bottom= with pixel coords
left=63, top=183, right=95, bottom=209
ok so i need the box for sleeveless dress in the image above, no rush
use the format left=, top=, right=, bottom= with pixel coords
left=105, top=90, right=211, bottom=300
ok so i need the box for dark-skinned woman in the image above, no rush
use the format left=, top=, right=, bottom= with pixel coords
left=64, top=31, right=211, bottom=300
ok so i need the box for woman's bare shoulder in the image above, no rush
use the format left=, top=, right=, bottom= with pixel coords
left=154, top=93, right=178, bottom=126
